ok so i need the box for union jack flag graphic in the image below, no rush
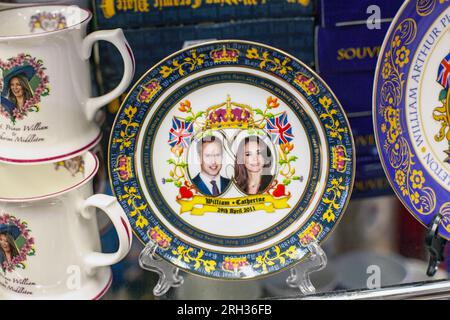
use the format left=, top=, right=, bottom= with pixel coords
left=265, top=112, right=294, bottom=144
left=168, top=117, right=193, bottom=148
left=437, top=53, right=450, bottom=89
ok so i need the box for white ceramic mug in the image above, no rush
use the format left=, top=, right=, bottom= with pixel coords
left=0, top=1, right=90, bottom=11
left=0, top=5, right=134, bottom=164
left=0, top=151, right=132, bottom=299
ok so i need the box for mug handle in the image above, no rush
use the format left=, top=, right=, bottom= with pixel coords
left=80, top=194, right=133, bottom=273
left=81, top=29, right=135, bottom=121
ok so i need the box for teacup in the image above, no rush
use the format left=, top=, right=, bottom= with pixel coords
left=0, top=151, right=132, bottom=299
left=0, top=5, right=134, bottom=164
left=0, top=1, right=90, bottom=11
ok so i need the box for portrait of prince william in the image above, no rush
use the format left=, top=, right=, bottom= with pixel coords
left=191, top=136, right=231, bottom=196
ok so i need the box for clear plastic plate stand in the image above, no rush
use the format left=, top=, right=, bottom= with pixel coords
left=139, top=240, right=327, bottom=298
left=286, top=241, right=327, bottom=296
left=139, top=242, right=183, bottom=297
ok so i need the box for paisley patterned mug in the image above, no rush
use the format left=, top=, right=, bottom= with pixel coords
left=0, top=5, right=134, bottom=164
left=0, top=151, right=132, bottom=299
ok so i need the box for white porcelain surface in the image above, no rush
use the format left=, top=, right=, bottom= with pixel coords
left=0, top=5, right=134, bottom=164
left=0, top=152, right=132, bottom=299
left=0, top=1, right=90, bottom=10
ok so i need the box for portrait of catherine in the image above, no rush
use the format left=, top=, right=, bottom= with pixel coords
left=0, top=224, right=21, bottom=271
left=1, top=65, right=35, bottom=117
left=234, top=135, right=274, bottom=195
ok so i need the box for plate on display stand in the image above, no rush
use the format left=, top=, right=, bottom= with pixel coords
left=108, top=40, right=355, bottom=280
left=374, top=1, right=450, bottom=238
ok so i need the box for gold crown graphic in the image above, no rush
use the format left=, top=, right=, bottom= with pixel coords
left=331, top=145, right=350, bottom=173
left=138, top=79, right=161, bottom=103
left=299, top=222, right=323, bottom=246
left=204, top=95, right=254, bottom=130
left=294, top=72, right=319, bottom=96
left=210, top=46, right=240, bottom=63
left=115, top=155, right=133, bottom=182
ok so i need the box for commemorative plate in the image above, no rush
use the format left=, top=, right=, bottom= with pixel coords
left=109, top=40, right=355, bottom=279
left=374, top=1, right=450, bottom=238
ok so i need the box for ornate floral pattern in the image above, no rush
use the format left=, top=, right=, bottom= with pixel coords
left=416, top=0, right=439, bottom=16
left=160, top=50, right=205, bottom=78
left=246, top=47, right=293, bottom=75
left=322, top=177, right=347, bottom=223
left=118, top=186, right=148, bottom=229
left=381, top=106, right=402, bottom=144
left=440, top=202, right=450, bottom=232
left=172, top=246, right=217, bottom=273
left=395, top=46, right=411, bottom=68
left=112, top=106, right=139, bottom=151
left=377, top=17, right=436, bottom=215
left=318, top=96, right=347, bottom=141
left=253, top=245, right=298, bottom=273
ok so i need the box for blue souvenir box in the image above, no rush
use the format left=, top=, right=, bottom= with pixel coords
left=352, top=158, right=392, bottom=198
left=94, top=0, right=315, bottom=29
left=97, top=16, right=315, bottom=93
left=314, top=12, right=395, bottom=198
left=348, top=114, right=392, bottom=198
left=319, top=0, right=404, bottom=28
left=315, top=21, right=393, bottom=197
left=316, top=21, right=391, bottom=116
left=349, top=115, right=378, bottom=163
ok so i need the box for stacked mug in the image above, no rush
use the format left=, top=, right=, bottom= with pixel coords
left=0, top=4, right=134, bottom=299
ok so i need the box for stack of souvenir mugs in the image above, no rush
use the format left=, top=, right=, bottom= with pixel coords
left=0, top=5, right=134, bottom=299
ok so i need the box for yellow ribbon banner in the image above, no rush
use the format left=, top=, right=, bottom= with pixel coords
left=177, top=195, right=291, bottom=216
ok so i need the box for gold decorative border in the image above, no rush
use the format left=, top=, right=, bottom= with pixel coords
left=253, top=245, right=298, bottom=273
left=172, top=245, right=217, bottom=273
left=160, top=50, right=206, bottom=78
left=377, top=17, right=436, bottom=215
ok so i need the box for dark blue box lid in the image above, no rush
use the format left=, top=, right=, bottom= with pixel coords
left=315, top=21, right=394, bottom=114
left=320, top=71, right=375, bottom=116
left=316, top=22, right=391, bottom=74
left=97, top=17, right=315, bottom=93
left=94, top=0, right=316, bottom=29
left=320, top=0, right=404, bottom=28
